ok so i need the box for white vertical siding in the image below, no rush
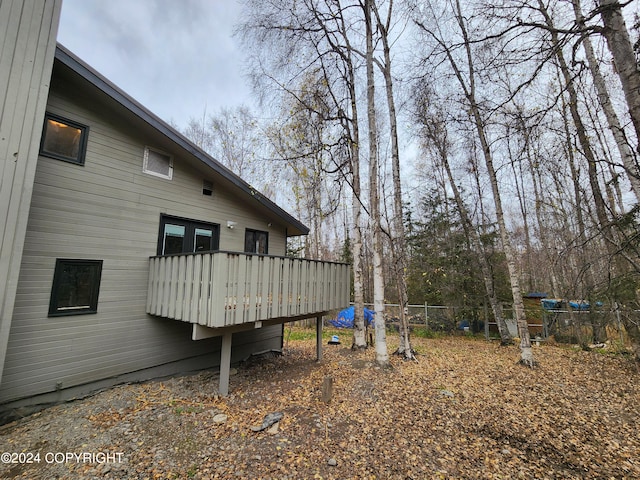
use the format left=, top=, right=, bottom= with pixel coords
left=0, top=0, right=62, bottom=391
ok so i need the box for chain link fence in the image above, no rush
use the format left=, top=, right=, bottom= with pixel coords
left=347, top=302, right=639, bottom=346
left=363, top=303, right=488, bottom=333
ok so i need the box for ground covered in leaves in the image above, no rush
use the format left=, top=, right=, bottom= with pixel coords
left=1, top=330, right=639, bottom=479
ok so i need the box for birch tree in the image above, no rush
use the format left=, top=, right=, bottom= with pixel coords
left=598, top=0, right=640, bottom=158
left=415, top=0, right=536, bottom=365
left=365, top=0, right=390, bottom=366
left=414, top=95, right=514, bottom=344
left=267, top=74, right=344, bottom=259
left=573, top=0, right=640, bottom=202
left=237, top=0, right=370, bottom=348
left=371, top=0, right=414, bottom=359
left=183, top=106, right=271, bottom=194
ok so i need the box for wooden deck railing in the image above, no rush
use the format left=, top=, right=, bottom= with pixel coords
left=146, top=252, right=350, bottom=328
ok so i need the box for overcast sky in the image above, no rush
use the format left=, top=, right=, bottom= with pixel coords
left=57, top=0, right=253, bottom=129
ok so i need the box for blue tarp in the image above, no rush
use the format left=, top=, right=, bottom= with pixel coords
left=541, top=299, right=563, bottom=310
left=329, top=306, right=375, bottom=328
left=569, top=300, right=603, bottom=310
left=569, top=300, right=590, bottom=310
left=542, top=299, right=603, bottom=311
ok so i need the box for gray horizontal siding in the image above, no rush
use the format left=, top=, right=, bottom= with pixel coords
left=2, top=325, right=282, bottom=402
left=1, top=65, right=289, bottom=404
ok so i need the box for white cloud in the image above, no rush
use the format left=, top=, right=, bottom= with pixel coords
left=57, top=0, right=252, bottom=128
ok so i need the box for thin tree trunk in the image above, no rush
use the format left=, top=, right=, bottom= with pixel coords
left=598, top=0, right=640, bottom=157
left=365, top=0, right=389, bottom=366
left=522, top=115, right=562, bottom=299
left=352, top=184, right=367, bottom=349
left=573, top=0, right=640, bottom=202
left=539, top=0, right=611, bottom=241
left=506, top=125, right=534, bottom=292
left=372, top=0, right=414, bottom=359
left=332, top=8, right=367, bottom=350
left=542, top=1, right=621, bottom=333
left=452, top=0, right=534, bottom=365
left=418, top=109, right=513, bottom=345
left=443, top=136, right=513, bottom=345
left=596, top=0, right=640, bottom=357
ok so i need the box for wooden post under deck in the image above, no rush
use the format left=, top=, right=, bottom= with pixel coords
left=219, top=332, right=232, bottom=396
left=316, top=315, right=323, bottom=361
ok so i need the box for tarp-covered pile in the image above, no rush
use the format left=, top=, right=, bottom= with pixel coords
left=329, top=306, right=375, bottom=328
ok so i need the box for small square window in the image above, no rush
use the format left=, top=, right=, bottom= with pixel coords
left=245, top=229, right=269, bottom=254
left=49, top=259, right=103, bottom=316
left=40, top=113, right=89, bottom=165
left=143, top=146, right=173, bottom=179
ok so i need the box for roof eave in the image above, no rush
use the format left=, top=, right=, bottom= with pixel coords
left=53, top=43, right=309, bottom=237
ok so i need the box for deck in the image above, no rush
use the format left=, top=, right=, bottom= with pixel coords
left=146, top=251, right=350, bottom=395
left=147, top=251, right=350, bottom=328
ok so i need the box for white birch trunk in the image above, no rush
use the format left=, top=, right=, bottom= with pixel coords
left=365, top=0, right=389, bottom=366
left=598, top=0, right=640, bottom=157
left=424, top=115, right=513, bottom=345
left=352, top=190, right=367, bottom=349
left=453, top=0, right=534, bottom=364
left=341, top=12, right=367, bottom=350
left=372, top=0, right=414, bottom=359
left=574, top=0, right=640, bottom=202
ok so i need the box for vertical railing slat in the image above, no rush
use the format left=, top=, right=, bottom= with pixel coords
left=167, top=256, right=179, bottom=318
left=259, top=256, right=271, bottom=320
left=283, top=258, right=292, bottom=317
left=225, top=254, right=236, bottom=325
left=199, top=254, right=212, bottom=325
left=313, top=261, right=318, bottom=312
left=147, top=257, right=157, bottom=315
left=174, top=256, right=186, bottom=319
left=231, top=254, right=240, bottom=325
left=247, top=256, right=259, bottom=323
left=233, top=255, right=246, bottom=325
left=160, top=257, right=171, bottom=318
left=209, top=253, right=226, bottom=327
left=300, top=260, right=309, bottom=315
left=324, top=263, right=331, bottom=310
left=271, top=257, right=282, bottom=318
left=148, top=254, right=350, bottom=325
left=291, top=259, right=300, bottom=316
left=189, top=255, right=202, bottom=324
left=182, top=255, right=194, bottom=322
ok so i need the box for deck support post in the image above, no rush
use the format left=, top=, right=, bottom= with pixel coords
left=316, top=315, right=323, bottom=361
left=219, top=332, right=232, bottom=396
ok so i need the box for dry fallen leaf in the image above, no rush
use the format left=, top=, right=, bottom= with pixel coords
left=0, top=330, right=639, bottom=479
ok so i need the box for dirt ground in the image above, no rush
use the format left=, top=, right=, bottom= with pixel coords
left=0, top=330, right=639, bottom=479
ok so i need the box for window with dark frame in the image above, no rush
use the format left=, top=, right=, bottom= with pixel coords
left=158, top=215, right=220, bottom=255
left=40, top=113, right=89, bottom=165
left=244, top=229, right=269, bottom=254
left=48, top=259, right=103, bottom=316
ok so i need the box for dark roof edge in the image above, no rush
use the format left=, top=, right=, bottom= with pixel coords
left=54, top=43, right=309, bottom=236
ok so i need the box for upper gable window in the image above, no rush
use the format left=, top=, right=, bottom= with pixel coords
left=143, top=146, right=173, bottom=180
left=40, top=113, right=89, bottom=165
